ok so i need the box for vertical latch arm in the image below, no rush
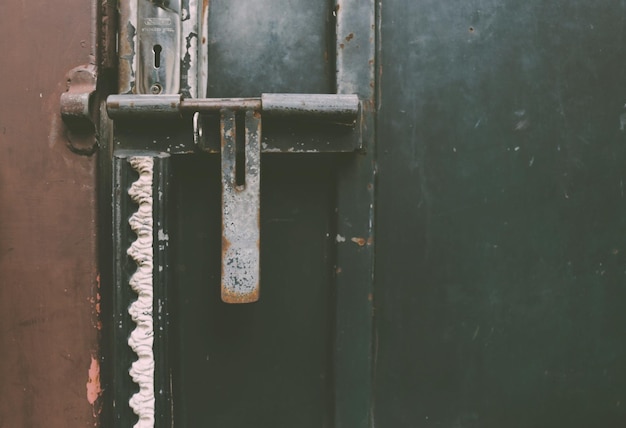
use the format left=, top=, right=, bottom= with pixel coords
left=220, top=109, right=262, bottom=303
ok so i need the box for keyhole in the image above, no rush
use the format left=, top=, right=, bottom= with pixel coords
left=153, top=44, right=162, bottom=68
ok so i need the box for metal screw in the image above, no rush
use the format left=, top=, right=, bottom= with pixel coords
left=150, top=83, right=162, bottom=95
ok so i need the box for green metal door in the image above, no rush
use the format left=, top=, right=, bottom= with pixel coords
left=375, top=1, right=626, bottom=427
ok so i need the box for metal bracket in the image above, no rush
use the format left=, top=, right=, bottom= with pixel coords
left=60, top=64, right=97, bottom=154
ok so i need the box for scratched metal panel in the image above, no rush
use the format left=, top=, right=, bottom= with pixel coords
left=0, top=0, right=100, bottom=426
left=375, top=0, right=626, bottom=426
left=204, top=0, right=333, bottom=97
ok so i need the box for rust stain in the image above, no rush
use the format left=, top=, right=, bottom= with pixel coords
left=345, top=33, right=354, bottom=42
left=221, top=235, right=231, bottom=257
left=336, top=267, right=342, bottom=274
left=222, top=287, right=260, bottom=304
left=202, top=37, right=207, bottom=44
left=351, top=237, right=367, bottom=247
left=368, top=293, right=373, bottom=302
left=351, top=237, right=373, bottom=247
left=86, top=355, right=102, bottom=407
left=339, top=43, right=345, bottom=49
left=94, top=274, right=102, bottom=331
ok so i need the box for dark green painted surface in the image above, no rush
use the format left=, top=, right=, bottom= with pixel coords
left=171, top=155, right=338, bottom=427
left=205, top=0, right=333, bottom=97
left=375, top=1, right=626, bottom=426
left=166, top=2, right=375, bottom=426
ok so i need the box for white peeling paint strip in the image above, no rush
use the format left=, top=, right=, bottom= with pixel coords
left=127, top=156, right=155, bottom=428
left=183, top=0, right=199, bottom=97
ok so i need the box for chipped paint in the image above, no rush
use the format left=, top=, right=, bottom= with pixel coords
left=118, top=0, right=138, bottom=93
left=351, top=236, right=373, bottom=247
left=94, top=274, right=102, bottom=331
left=87, top=355, right=102, bottom=406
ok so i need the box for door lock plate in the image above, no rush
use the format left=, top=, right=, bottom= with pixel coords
left=137, top=0, right=181, bottom=94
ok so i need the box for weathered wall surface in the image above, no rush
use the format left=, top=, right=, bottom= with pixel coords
left=0, top=1, right=100, bottom=426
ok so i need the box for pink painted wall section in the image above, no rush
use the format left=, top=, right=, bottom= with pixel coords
left=0, top=0, right=100, bottom=426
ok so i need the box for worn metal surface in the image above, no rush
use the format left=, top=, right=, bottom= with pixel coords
left=107, top=94, right=182, bottom=118
left=107, top=93, right=358, bottom=123
left=261, top=93, right=359, bottom=123
left=137, top=0, right=181, bottom=95
left=60, top=65, right=97, bottom=125
left=375, top=1, right=626, bottom=427
left=220, top=109, right=262, bottom=303
left=118, top=0, right=139, bottom=93
left=115, top=116, right=358, bottom=154
left=181, top=0, right=207, bottom=98
left=119, top=0, right=205, bottom=97
left=109, top=93, right=360, bottom=154
left=333, top=0, right=377, bottom=427
left=0, top=0, right=100, bottom=426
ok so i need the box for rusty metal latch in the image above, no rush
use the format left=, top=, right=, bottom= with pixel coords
left=107, top=93, right=359, bottom=303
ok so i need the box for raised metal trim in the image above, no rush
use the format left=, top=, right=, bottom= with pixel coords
left=333, top=0, right=377, bottom=427
left=127, top=156, right=156, bottom=428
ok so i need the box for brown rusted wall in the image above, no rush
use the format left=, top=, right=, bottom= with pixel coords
left=0, top=1, right=100, bottom=426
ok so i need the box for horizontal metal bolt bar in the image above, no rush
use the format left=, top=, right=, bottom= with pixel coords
left=107, top=93, right=359, bottom=125
left=107, top=94, right=182, bottom=118
left=261, top=93, right=359, bottom=120
left=181, top=98, right=262, bottom=112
